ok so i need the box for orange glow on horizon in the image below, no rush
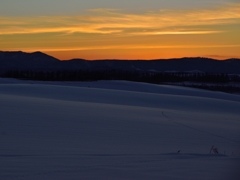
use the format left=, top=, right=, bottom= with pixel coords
left=0, top=2, right=240, bottom=60
left=44, top=45, right=240, bottom=60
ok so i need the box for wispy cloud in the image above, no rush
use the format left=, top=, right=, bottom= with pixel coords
left=0, top=2, right=239, bottom=36
left=128, top=30, right=223, bottom=36
left=7, top=44, right=240, bottom=53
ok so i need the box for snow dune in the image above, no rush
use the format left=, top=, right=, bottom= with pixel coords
left=0, top=78, right=240, bottom=180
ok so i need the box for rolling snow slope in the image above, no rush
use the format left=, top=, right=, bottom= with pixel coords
left=0, top=78, right=240, bottom=180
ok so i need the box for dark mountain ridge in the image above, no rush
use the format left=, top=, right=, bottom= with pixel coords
left=0, top=51, right=59, bottom=71
left=1, top=51, right=240, bottom=74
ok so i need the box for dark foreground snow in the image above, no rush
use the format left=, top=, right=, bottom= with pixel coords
left=0, top=78, right=240, bottom=180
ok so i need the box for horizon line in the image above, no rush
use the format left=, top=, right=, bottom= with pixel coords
left=1, top=50, right=240, bottom=61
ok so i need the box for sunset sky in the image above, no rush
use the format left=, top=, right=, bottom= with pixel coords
left=0, top=0, right=240, bottom=60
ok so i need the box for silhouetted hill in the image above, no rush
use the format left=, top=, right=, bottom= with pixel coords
left=0, top=51, right=59, bottom=71
left=1, top=51, right=240, bottom=74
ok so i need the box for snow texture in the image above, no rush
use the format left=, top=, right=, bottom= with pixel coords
left=0, top=78, right=240, bottom=180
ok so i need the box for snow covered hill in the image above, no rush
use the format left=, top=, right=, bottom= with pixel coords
left=0, top=78, right=240, bottom=180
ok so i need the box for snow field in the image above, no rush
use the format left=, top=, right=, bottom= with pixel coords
left=0, top=79, right=240, bottom=179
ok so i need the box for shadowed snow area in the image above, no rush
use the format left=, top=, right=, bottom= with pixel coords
left=0, top=78, right=240, bottom=180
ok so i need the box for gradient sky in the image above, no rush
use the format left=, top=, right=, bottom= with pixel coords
left=0, top=0, right=240, bottom=60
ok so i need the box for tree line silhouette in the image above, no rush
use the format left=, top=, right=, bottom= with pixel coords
left=1, top=69, right=240, bottom=93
